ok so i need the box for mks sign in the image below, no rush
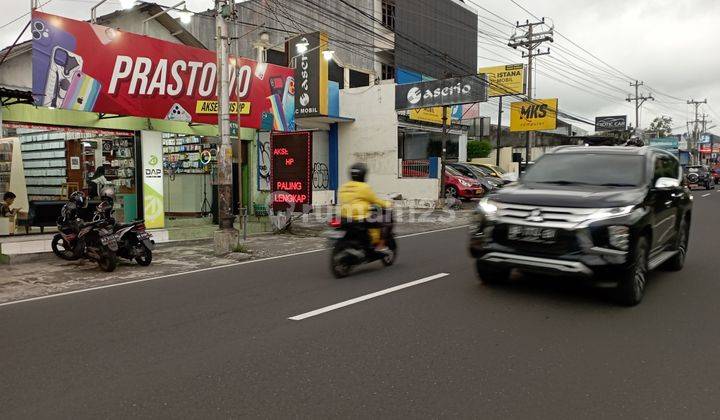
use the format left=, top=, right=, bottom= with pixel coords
left=510, top=98, right=558, bottom=132
left=270, top=131, right=312, bottom=212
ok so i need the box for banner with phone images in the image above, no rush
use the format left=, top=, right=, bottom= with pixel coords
left=30, top=11, right=295, bottom=129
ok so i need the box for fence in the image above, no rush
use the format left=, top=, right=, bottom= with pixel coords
left=400, top=159, right=430, bottom=178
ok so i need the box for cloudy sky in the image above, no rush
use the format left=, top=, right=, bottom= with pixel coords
left=1, top=0, right=718, bottom=133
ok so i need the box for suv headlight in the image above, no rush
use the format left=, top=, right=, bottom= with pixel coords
left=459, top=179, right=472, bottom=187
left=586, top=205, right=635, bottom=222
left=608, top=225, right=630, bottom=250
left=477, top=198, right=499, bottom=220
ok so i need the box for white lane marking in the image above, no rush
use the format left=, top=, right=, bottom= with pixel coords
left=702, top=193, right=711, bottom=197
left=0, top=225, right=469, bottom=309
left=288, top=273, right=450, bottom=321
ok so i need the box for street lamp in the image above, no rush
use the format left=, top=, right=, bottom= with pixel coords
left=91, top=0, right=135, bottom=23
left=142, top=1, right=190, bottom=35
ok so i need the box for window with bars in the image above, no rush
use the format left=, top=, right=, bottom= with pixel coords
left=381, top=63, right=395, bottom=81
left=382, top=0, right=395, bottom=31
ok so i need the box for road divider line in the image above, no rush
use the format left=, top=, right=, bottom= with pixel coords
left=288, top=273, right=450, bottom=321
left=702, top=193, right=711, bottom=197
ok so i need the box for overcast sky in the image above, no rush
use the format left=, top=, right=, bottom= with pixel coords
left=1, top=0, right=718, bottom=133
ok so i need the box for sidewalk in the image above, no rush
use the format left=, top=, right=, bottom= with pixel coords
left=0, top=210, right=473, bottom=304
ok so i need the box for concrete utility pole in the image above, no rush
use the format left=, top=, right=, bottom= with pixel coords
left=687, top=98, right=707, bottom=164
left=214, top=0, right=238, bottom=254
left=626, top=81, right=654, bottom=131
left=509, top=19, right=553, bottom=168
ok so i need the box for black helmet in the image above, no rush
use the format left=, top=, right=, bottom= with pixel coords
left=69, top=191, right=87, bottom=208
left=350, top=162, right=367, bottom=182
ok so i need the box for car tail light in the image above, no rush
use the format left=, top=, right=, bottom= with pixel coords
left=329, top=217, right=341, bottom=228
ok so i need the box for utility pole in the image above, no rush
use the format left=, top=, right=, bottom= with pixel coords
left=626, top=81, right=654, bottom=132
left=509, top=19, right=553, bottom=169
left=214, top=0, right=238, bottom=253
left=687, top=98, right=707, bottom=164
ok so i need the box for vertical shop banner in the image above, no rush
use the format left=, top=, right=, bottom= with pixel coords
left=140, top=131, right=164, bottom=229
left=510, top=98, right=558, bottom=132
left=257, top=133, right=271, bottom=191
left=30, top=11, right=294, bottom=129
left=270, top=131, right=312, bottom=212
left=290, top=32, right=328, bottom=117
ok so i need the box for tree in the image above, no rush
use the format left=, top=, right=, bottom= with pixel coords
left=467, top=140, right=492, bottom=160
left=648, top=116, right=673, bottom=137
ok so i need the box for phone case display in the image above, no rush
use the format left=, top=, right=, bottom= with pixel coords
left=0, top=142, right=13, bottom=193
left=104, top=137, right=136, bottom=193
left=163, top=136, right=217, bottom=175
left=0, top=137, right=29, bottom=216
left=19, top=131, right=67, bottom=199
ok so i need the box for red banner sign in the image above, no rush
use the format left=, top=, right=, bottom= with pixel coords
left=31, top=11, right=295, bottom=129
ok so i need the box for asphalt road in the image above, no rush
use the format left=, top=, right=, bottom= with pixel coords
left=2, top=190, right=720, bottom=418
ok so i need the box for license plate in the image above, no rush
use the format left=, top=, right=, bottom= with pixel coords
left=507, top=225, right=557, bottom=243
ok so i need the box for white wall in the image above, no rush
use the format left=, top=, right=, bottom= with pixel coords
left=339, top=84, right=439, bottom=203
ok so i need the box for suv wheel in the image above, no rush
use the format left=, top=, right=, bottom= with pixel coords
left=616, top=237, right=649, bottom=306
left=445, top=185, right=458, bottom=198
left=475, top=260, right=509, bottom=285
left=664, top=219, right=689, bottom=271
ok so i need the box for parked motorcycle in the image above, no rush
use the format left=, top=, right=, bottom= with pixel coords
left=326, top=207, right=397, bottom=278
left=51, top=192, right=87, bottom=260
left=94, top=199, right=154, bottom=266
left=113, top=219, right=154, bottom=266
left=76, top=218, right=119, bottom=272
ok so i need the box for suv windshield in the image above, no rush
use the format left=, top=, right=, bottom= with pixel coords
left=523, top=153, right=646, bottom=187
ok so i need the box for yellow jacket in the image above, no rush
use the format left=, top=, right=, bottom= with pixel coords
left=338, top=181, right=391, bottom=220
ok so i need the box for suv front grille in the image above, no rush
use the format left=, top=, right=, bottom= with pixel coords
left=496, top=202, right=603, bottom=229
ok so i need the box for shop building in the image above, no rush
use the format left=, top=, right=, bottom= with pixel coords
left=0, top=4, right=259, bottom=238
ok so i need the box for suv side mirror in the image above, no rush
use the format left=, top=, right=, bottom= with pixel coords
left=654, top=177, right=680, bottom=189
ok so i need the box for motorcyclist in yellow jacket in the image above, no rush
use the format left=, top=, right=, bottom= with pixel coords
left=338, top=163, right=391, bottom=250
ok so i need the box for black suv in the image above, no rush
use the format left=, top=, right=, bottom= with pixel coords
left=684, top=165, right=714, bottom=190
left=469, top=146, right=693, bottom=305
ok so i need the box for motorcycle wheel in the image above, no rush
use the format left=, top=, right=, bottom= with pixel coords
left=98, top=251, right=117, bottom=272
left=135, top=245, right=153, bottom=266
left=381, top=236, right=398, bottom=267
left=51, top=234, right=79, bottom=261
left=331, top=241, right=358, bottom=278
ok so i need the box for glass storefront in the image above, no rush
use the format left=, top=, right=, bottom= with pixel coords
left=5, top=125, right=139, bottom=234
left=161, top=133, right=218, bottom=218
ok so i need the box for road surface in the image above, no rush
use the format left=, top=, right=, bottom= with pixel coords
left=2, top=190, right=720, bottom=418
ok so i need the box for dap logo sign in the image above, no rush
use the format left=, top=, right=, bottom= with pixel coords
left=510, top=98, right=558, bottom=132
left=145, top=154, right=162, bottom=178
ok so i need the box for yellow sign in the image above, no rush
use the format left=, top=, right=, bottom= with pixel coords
left=409, top=107, right=444, bottom=124
left=479, top=64, right=525, bottom=97
left=195, top=101, right=251, bottom=115
left=510, top=98, right=558, bottom=132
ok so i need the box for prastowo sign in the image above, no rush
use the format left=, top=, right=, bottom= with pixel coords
left=395, top=75, right=488, bottom=110
left=30, top=11, right=294, bottom=128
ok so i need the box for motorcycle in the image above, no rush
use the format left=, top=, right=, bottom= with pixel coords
left=51, top=196, right=86, bottom=260
left=326, top=207, right=398, bottom=278
left=94, top=201, right=154, bottom=266
left=113, top=219, right=154, bottom=266
left=76, top=218, right=119, bottom=272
